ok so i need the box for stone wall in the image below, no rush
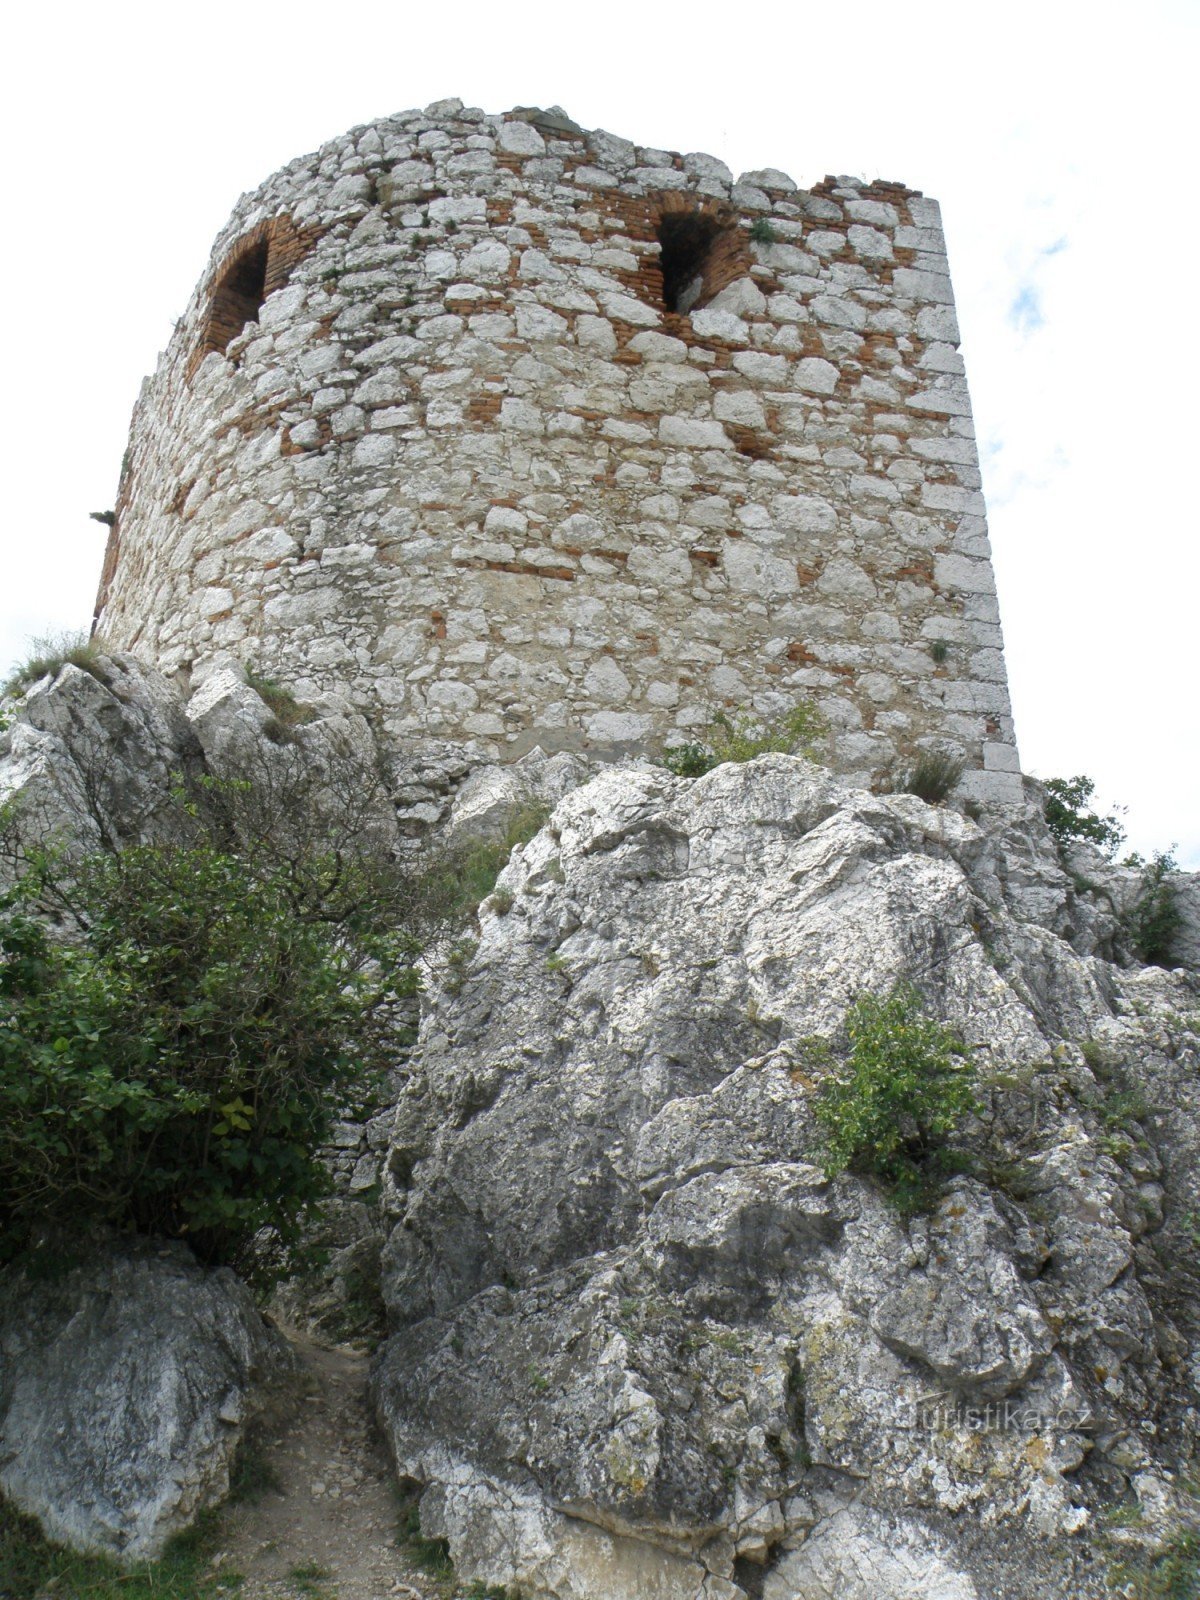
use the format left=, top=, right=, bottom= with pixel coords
left=94, top=98, right=1021, bottom=802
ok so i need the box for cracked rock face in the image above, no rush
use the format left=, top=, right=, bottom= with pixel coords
left=373, top=757, right=1200, bottom=1600
left=2, top=663, right=1198, bottom=1590
left=0, top=1236, right=287, bottom=1559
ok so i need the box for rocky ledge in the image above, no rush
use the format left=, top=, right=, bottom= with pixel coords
left=373, top=758, right=1200, bottom=1600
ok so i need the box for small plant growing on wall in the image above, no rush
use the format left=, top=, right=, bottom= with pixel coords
left=897, top=748, right=964, bottom=805
left=749, top=218, right=778, bottom=245
left=661, top=701, right=827, bottom=778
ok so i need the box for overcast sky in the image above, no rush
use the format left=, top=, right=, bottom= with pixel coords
left=2, top=0, right=1195, bottom=865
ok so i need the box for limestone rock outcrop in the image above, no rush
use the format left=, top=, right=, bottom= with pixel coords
left=2, top=660, right=1198, bottom=1591
left=0, top=1235, right=287, bottom=1560
left=373, top=757, right=1200, bottom=1600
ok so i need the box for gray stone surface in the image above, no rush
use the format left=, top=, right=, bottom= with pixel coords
left=0, top=1236, right=287, bottom=1559
left=4, top=657, right=1198, bottom=1593
left=373, top=757, right=1200, bottom=1600
left=93, top=104, right=1022, bottom=799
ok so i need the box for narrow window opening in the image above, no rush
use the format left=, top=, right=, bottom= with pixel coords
left=214, top=238, right=270, bottom=345
left=658, top=212, right=724, bottom=314
left=189, top=216, right=320, bottom=380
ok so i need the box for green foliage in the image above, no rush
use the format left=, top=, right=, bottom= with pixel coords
left=244, top=668, right=316, bottom=734
left=441, top=937, right=479, bottom=996
left=0, top=1497, right=240, bottom=1600
left=1098, top=1086, right=1150, bottom=1133
left=928, top=638, right=950, bottom=665
left=0, top=785, right=421, bottom=1268
left=1109, top=1529, right=1200, bottom=1599
left=812, top=984, right=976, bottom=1210
left=396, top=1495, right=453, bottom=1576
left=900, top=748, right=964, bottom=804
left=661, top=702, right=827, bottom=778
left=285, top=1562, right=333, bottom=1595
left=1126, top=851, right=1182, bottom=967
left=2, top=631, right=109, bottom=700
left=422, top=805, right=548, bottom=922
left=1042, top=774, right=1126, bottom=857
left=749, top=218, right=778, bottom=244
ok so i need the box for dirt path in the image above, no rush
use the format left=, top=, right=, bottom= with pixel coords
left=212, top=1333, right=449, bottom=1600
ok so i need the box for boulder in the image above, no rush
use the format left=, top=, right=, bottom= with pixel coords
left=0, top=654, right=202, bottom=864
left=0, top=1235, right=288, bottom=1559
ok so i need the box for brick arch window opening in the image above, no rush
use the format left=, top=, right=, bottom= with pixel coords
left=211, top=237, right=270, bottom=348
left=648, top=198, right=749, bottom=317
left=658, top=212, right=725, bottom=314
left=189, top=217, right=319, bottom=377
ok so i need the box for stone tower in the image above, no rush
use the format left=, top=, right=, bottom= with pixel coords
left=94, top=98, right=1021, bottom=803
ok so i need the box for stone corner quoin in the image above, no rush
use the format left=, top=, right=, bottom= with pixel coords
left=93, top=95, right=1022, bottom=805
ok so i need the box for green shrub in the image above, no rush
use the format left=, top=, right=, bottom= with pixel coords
left=1109, top=1528, right=1200, bottom=1599
left=749, top=218, right=778, bottom=245
left=1126, top=850, right=1182, bottom=967
left=0, top=787, right=421, bottom=1268
left=661, top=702, right=826, bottom=778
left=1042, top=774, right=1125, bottom=857
left=811, top=983, right=976, bottom=1210
left=900, top=749, right=964, bottom=804
left=2, top=631, right=109, bottom=700
left=928, top=638, right=950, bottom=665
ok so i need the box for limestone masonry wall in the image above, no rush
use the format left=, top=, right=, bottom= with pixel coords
left=95, top=98, right=1022, bottom=802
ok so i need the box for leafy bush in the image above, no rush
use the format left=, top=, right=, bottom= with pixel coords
left=0, top=779, right=421, bottom=1268
left=2, top=631, right=109, bottom=700
left=749, top=218, right=778, bottom=245
left=1126, top=850, right=1182, bottom=967
left=811, top=984, right=976, bottom=1210
left=661, top=702, right=826, bottom=778
left=1042, top=774, right=1126, bottom=857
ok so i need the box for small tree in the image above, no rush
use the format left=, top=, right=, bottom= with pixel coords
left=1042, top=775, right=1126, bottom=857
left=811, top=984, right=976, bottom=1210
left=0, top=755, right=425, bottom=1269
left=1126, top=850, right=1182, bottom=967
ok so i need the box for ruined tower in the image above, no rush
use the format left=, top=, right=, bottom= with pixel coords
left=94, top=98, right=1021, bottom=803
